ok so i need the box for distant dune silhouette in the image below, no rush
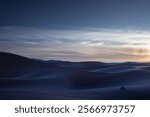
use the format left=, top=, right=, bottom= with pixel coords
left=0, top=52, right=150, bottom=99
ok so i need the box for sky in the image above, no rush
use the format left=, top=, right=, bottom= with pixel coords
left=1, top=0, right=150, bottom=62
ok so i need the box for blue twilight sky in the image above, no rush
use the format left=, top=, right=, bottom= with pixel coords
left=1, top=0, right=150, bottom=62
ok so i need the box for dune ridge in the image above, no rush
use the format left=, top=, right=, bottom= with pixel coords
left=0, top=52, right=150, bottom=99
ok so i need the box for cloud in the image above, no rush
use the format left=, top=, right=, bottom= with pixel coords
left=0, top=26, right=150, bottom=62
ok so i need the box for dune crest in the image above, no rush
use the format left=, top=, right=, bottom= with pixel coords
left=0, top=52, right=150, bottom=100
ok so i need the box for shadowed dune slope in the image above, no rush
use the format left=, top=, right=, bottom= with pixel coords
left=0, top=52, right=150, bottom=99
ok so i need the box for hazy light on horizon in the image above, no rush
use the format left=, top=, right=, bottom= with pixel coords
left=1, top=26, right=150, bottom=62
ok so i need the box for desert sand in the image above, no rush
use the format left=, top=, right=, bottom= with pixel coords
left=0, top=52, right=150, bottom=99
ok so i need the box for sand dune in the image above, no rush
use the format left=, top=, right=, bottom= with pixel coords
left=0, top=52, right=150, bottom=99
left=91, top=65, right=147, bottom=73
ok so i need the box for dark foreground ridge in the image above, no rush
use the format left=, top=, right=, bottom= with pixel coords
left=0, top=52, right=150, bottom=100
